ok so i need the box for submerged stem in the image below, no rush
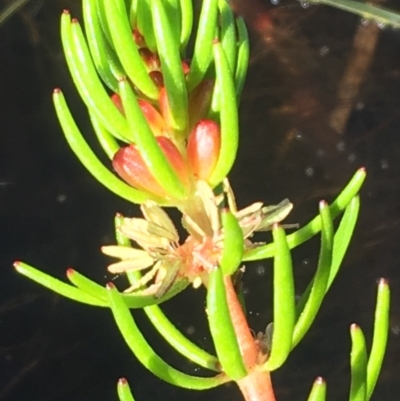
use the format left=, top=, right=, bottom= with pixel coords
left=223, top=276, right=277, bottom=401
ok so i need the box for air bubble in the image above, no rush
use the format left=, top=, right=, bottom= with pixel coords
left=294, top=131, right=303, bottom=141
left=305, top=166, right=314, bottom=177
left=256, top=264, right=266, bottom=276
left=391, top=324, right=400, bottom=336
left=377, top=21, right=387, bottom=30
left=186, top=326, right=195, bottom=335
left=336, top=141, right=346, bottom=153
left=355, top=102, right=365, bottom=110
left=319, top=46, right=330, bottom=57
left=360, top=18, right=370, bottom=27
left=380, top=158, right=389, bottom=170
left=57, top=194, right=67, bottom=203
left=300, top=1, right=310, bottom=8
left=302, top=259, right=309, bottom=267
left=270, top=0, right=280, bottom=4
left=347, top=153, right=357, bottom=163
left=316, top=149, right=325, bottom=158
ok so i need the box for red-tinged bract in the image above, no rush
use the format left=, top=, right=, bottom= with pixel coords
left=187, top=119, right=221, bottom=180
left=113, top=136, right=190, bottom=198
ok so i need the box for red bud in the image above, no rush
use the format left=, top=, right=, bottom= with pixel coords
left=186, top=120, right=220, bottom=180
left=113, top=137, right=190, bottom=198
left=111, top=93, right=124, bottom=115
left=138, top=100, right=166, bottom=136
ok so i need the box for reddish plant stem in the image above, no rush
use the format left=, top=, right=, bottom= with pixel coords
left=224, top=276, right=277, bottom=401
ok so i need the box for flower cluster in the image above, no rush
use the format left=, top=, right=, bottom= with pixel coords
left=102, top=180, right=293, bottom=296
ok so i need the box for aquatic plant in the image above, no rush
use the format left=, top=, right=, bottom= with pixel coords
left=15, top=1, right=395, bottom=400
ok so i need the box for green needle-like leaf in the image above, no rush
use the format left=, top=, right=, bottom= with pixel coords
left=235, top=17, right=249, bottom=100
left=90, top=112, right=120, bottom=159
left=349, top=324, right=368, bottom=401
left=186, top=0, right=218, bottom=92
left=118, top=78, right=187, bottom=200
left=60, top=12, right=131, bottom=142
left=107, top=284, right=229, bottom=389
left=103, top=0, right=159, bottom=99
left=292, top=201, right=334, bottom=348
left=135, top=0, right=157, bottom=53
left=14, top=262, right=106, bottom=306
left=307, top=0, right=400, bottom=28
left=151, top=0, right=188, bottom=132
left=366, top=279, right=390, bottom=401
left=219, top=0, right=236, bottom=74
left=144, top=305, right=220, bottom=371
left=179, top=0, right=193, bottom=50
left=117, top=378, right=136, bottom=401
left=208, top=41, right=239, bottom=187
left=207, top=268, right=247, bottom=380
left=263, top=225, right=296, bottom=371
left=327, top=195, right=360, bottom=289
left=307, top=377, right=327, bottom=401
left=244, top=168, right=366, bottom=261
left=82, top=0, right=120, bottom=92
left=220, top=208, right=244, bottom=276
left=53, top=89, right=164, bottom=205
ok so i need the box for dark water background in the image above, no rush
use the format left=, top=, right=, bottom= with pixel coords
left=1, top=0, right=399, bottom=400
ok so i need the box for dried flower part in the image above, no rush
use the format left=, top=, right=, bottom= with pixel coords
left=139, top=47, right=161, bottom=70
left=112, top=136, right=190, bottom=198
left=132, top=28, right=145, bottom=47
left=187, top=120, right=221, bottom=180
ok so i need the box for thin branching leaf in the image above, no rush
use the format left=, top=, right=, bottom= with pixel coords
left=179, top=0, right=193, bottom=50
left=117, top=378, right=136, bottom=401
left=220, top=208, right=244, bottom=276
left=263, top=225, right=295, bottom=371
left=235, top=17, right=249, bottom=100
left=308, top=0, right=400, bottom=28
left=244, top=168, right=366, bottom=261
left=118, top=78, right=187, bottom=200
left=60, top=12, right=131, bottom=142
left=207, top=268, right=247, bottom=380
left=107, top=283, right=229, bottom=389
left=143, top=305, right=220, bottom=371
left=208, top=41, right=239, bottom=187
left=350, top=324, right=367, bottom=401
left=292, top=201, right=333, bottom=348
left=219, top=0, right=236, bottom=74
left=366, top=279, right=390, bottom=400
left=82, top=0, right=120, bottom=91
left=14, top=262, right=106, bottom=306
left=151, top=0, right=188, bottom=132
left=53, top=89, right=163, bottom=205
left=307, top=377, right=327, bottom=401
left=186, top=0, right=218, bottom=92
left=104, top=0, right=159, bottom=99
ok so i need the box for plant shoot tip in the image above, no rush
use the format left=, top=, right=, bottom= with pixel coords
left=62, top=9, right=70, bottom=15
left=13, top=261, right=21, bottom=269
left=71, top=18, right=79, bottom=24
left=377, top=277, right=389, bottom=286
left=66, top=268, right=75, bottom=276
left=350, top=323, right=360, bottom=331
left=106, top=282, right=116, bottom=290
left=53, top=88, right=62, bottom=94
left=315, top=376, right=326, bottom=385
left=118, top=377, right=128, bottom=385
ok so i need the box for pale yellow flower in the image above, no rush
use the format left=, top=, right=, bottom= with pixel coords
left=102, top=180, right=293, bottom=297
